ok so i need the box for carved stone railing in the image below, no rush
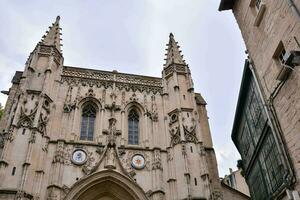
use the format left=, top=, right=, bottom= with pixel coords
left=62, top=67, right=163, bottom=94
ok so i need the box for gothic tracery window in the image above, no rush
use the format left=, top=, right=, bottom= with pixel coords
left=80, top=103, right=96, bottom=141
left=128, top=109, right=139, bottom=145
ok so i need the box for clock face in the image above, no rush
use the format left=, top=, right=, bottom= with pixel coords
left=72, top=149, right=87, bottom=165
left=131, top=154, right=145, bottom=169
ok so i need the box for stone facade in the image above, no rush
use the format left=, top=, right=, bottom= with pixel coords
left=219, top=0, right=300, bottom=199
left=0, top=16, right=239, bottom=200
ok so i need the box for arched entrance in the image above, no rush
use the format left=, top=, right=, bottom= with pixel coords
left=64, top=170, right=149, bottom=200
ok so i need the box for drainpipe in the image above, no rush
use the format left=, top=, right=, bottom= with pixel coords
left=287, top=0, right=300, bottom=20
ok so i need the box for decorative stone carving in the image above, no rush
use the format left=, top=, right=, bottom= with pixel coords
left=147, top=95, right=158, bottom=122
left=121, top=91, right=126, bottom=107
left=183, top=125, right=198, bottom=144
left=164, top=65, right=186, bottom=77
left=129, top=93, right=139, bottom=102
left=143, top=94, right=148, bottom=110
left=120, top=150, right=151, bottom=172
left=169, top=126, right=181, bottom=147
left=105, top=102, right=121, bottom=118
left=62, top=68, right=164, bottom=94
left=5, top=127, right=14, bottom=142
left=29, top=131, right=37, bottom=143
left=152, top=149, right=162, bottom=170
left=42, top=137, right=50, bottom=152
left=103, top=118, right=121, bottom=145
left=85, top=88, right=95, bottom=97
left=37, top=113, right=49, bottom=136
left=52, top=142, right=71, bottom=165
left=81, top=148, right=96, bottom=175
left=96, top=146, right=104, bottom=155
left=105, top=147, right=116, bottom=169
left=167, top=148, right=173, bottom=162
left=17, top=106, right=37, bottom=129
left=63, top=86, right=75, bottom=113
left=102, top=89, right=106, bottom=104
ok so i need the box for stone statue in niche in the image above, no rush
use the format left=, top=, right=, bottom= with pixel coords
left=105, top=147, right=116, bottom=169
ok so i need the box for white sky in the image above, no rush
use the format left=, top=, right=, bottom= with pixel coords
left=0, top=0, right=246, bottom=177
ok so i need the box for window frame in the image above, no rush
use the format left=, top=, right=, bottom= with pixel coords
left=232, top=61, right=292, bottom=199
left=128, top=109, right=140, bottom=145
left=80, top=103, right=97, bottom=141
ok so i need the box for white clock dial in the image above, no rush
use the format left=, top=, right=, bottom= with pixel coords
left=72, top=149, right=87, bottom=165
left=131, top=154, right=145, bottom=169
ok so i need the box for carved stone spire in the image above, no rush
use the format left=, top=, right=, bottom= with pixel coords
left=40, top=16, right=62, bottom=52
left=164, top=33, right=187, bottom=68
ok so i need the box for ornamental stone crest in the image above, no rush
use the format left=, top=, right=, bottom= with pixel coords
left=17, top=106, right=37, bottom=129
left=183, top=125, right=198, bottom=144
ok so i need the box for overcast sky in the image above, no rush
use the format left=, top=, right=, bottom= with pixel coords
left=0, top=0, right=246, bottom=177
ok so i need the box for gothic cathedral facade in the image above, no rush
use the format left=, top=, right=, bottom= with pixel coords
left=0, top=16, right=223, bottom=200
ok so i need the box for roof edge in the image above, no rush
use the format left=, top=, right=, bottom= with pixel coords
left=231, top=59, right=251, bottom=143
left=218, top=0, right=236, bottom=11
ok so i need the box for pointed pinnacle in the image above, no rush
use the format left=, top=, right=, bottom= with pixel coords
left=164, top=33, right=187, bottom=67
left=40, top=16, right=62, bottom=53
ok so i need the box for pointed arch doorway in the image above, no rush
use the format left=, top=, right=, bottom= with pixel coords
left=64, top=170, right=149, bottom=200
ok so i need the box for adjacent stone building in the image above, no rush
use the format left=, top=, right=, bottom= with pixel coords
left=222, top=168, right=250, bottom=197
left=0, top=16, right=235, bottom=200
left=219, top=0, right=300, bottom=199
